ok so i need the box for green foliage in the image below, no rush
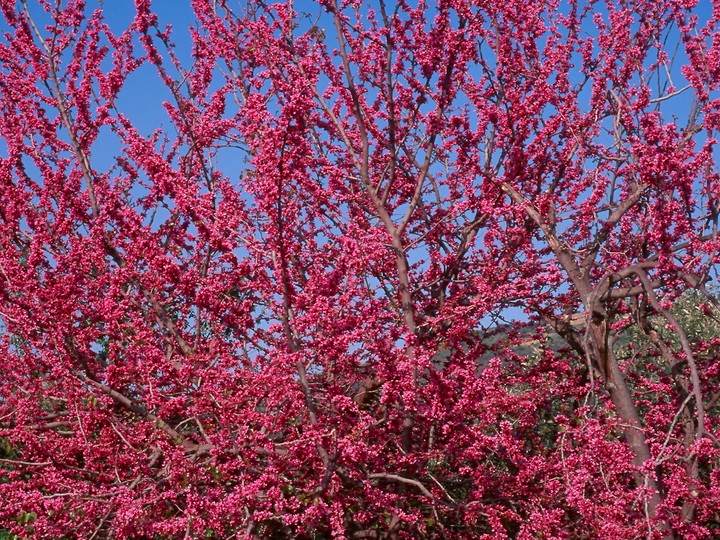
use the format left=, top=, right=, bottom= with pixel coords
left=614, top=289, right=720, bottom=364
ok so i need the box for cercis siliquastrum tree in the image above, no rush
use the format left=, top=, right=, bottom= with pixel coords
left=1, top=0, right=719, bottom=538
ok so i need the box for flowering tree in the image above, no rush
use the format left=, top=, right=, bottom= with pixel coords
left=1, top=0, right=720, bottom=537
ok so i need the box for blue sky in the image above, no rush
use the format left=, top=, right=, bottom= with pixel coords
left=1, top=0, right=717, bottom=331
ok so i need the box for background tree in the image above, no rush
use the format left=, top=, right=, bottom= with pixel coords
left=1, top=0, right=720, bottom=538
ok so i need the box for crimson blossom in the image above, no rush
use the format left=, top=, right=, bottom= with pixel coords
left=1, top=0, right=720, bottom=538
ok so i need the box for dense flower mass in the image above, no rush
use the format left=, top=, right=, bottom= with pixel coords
left=1, top=0, right=720, bottom=538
